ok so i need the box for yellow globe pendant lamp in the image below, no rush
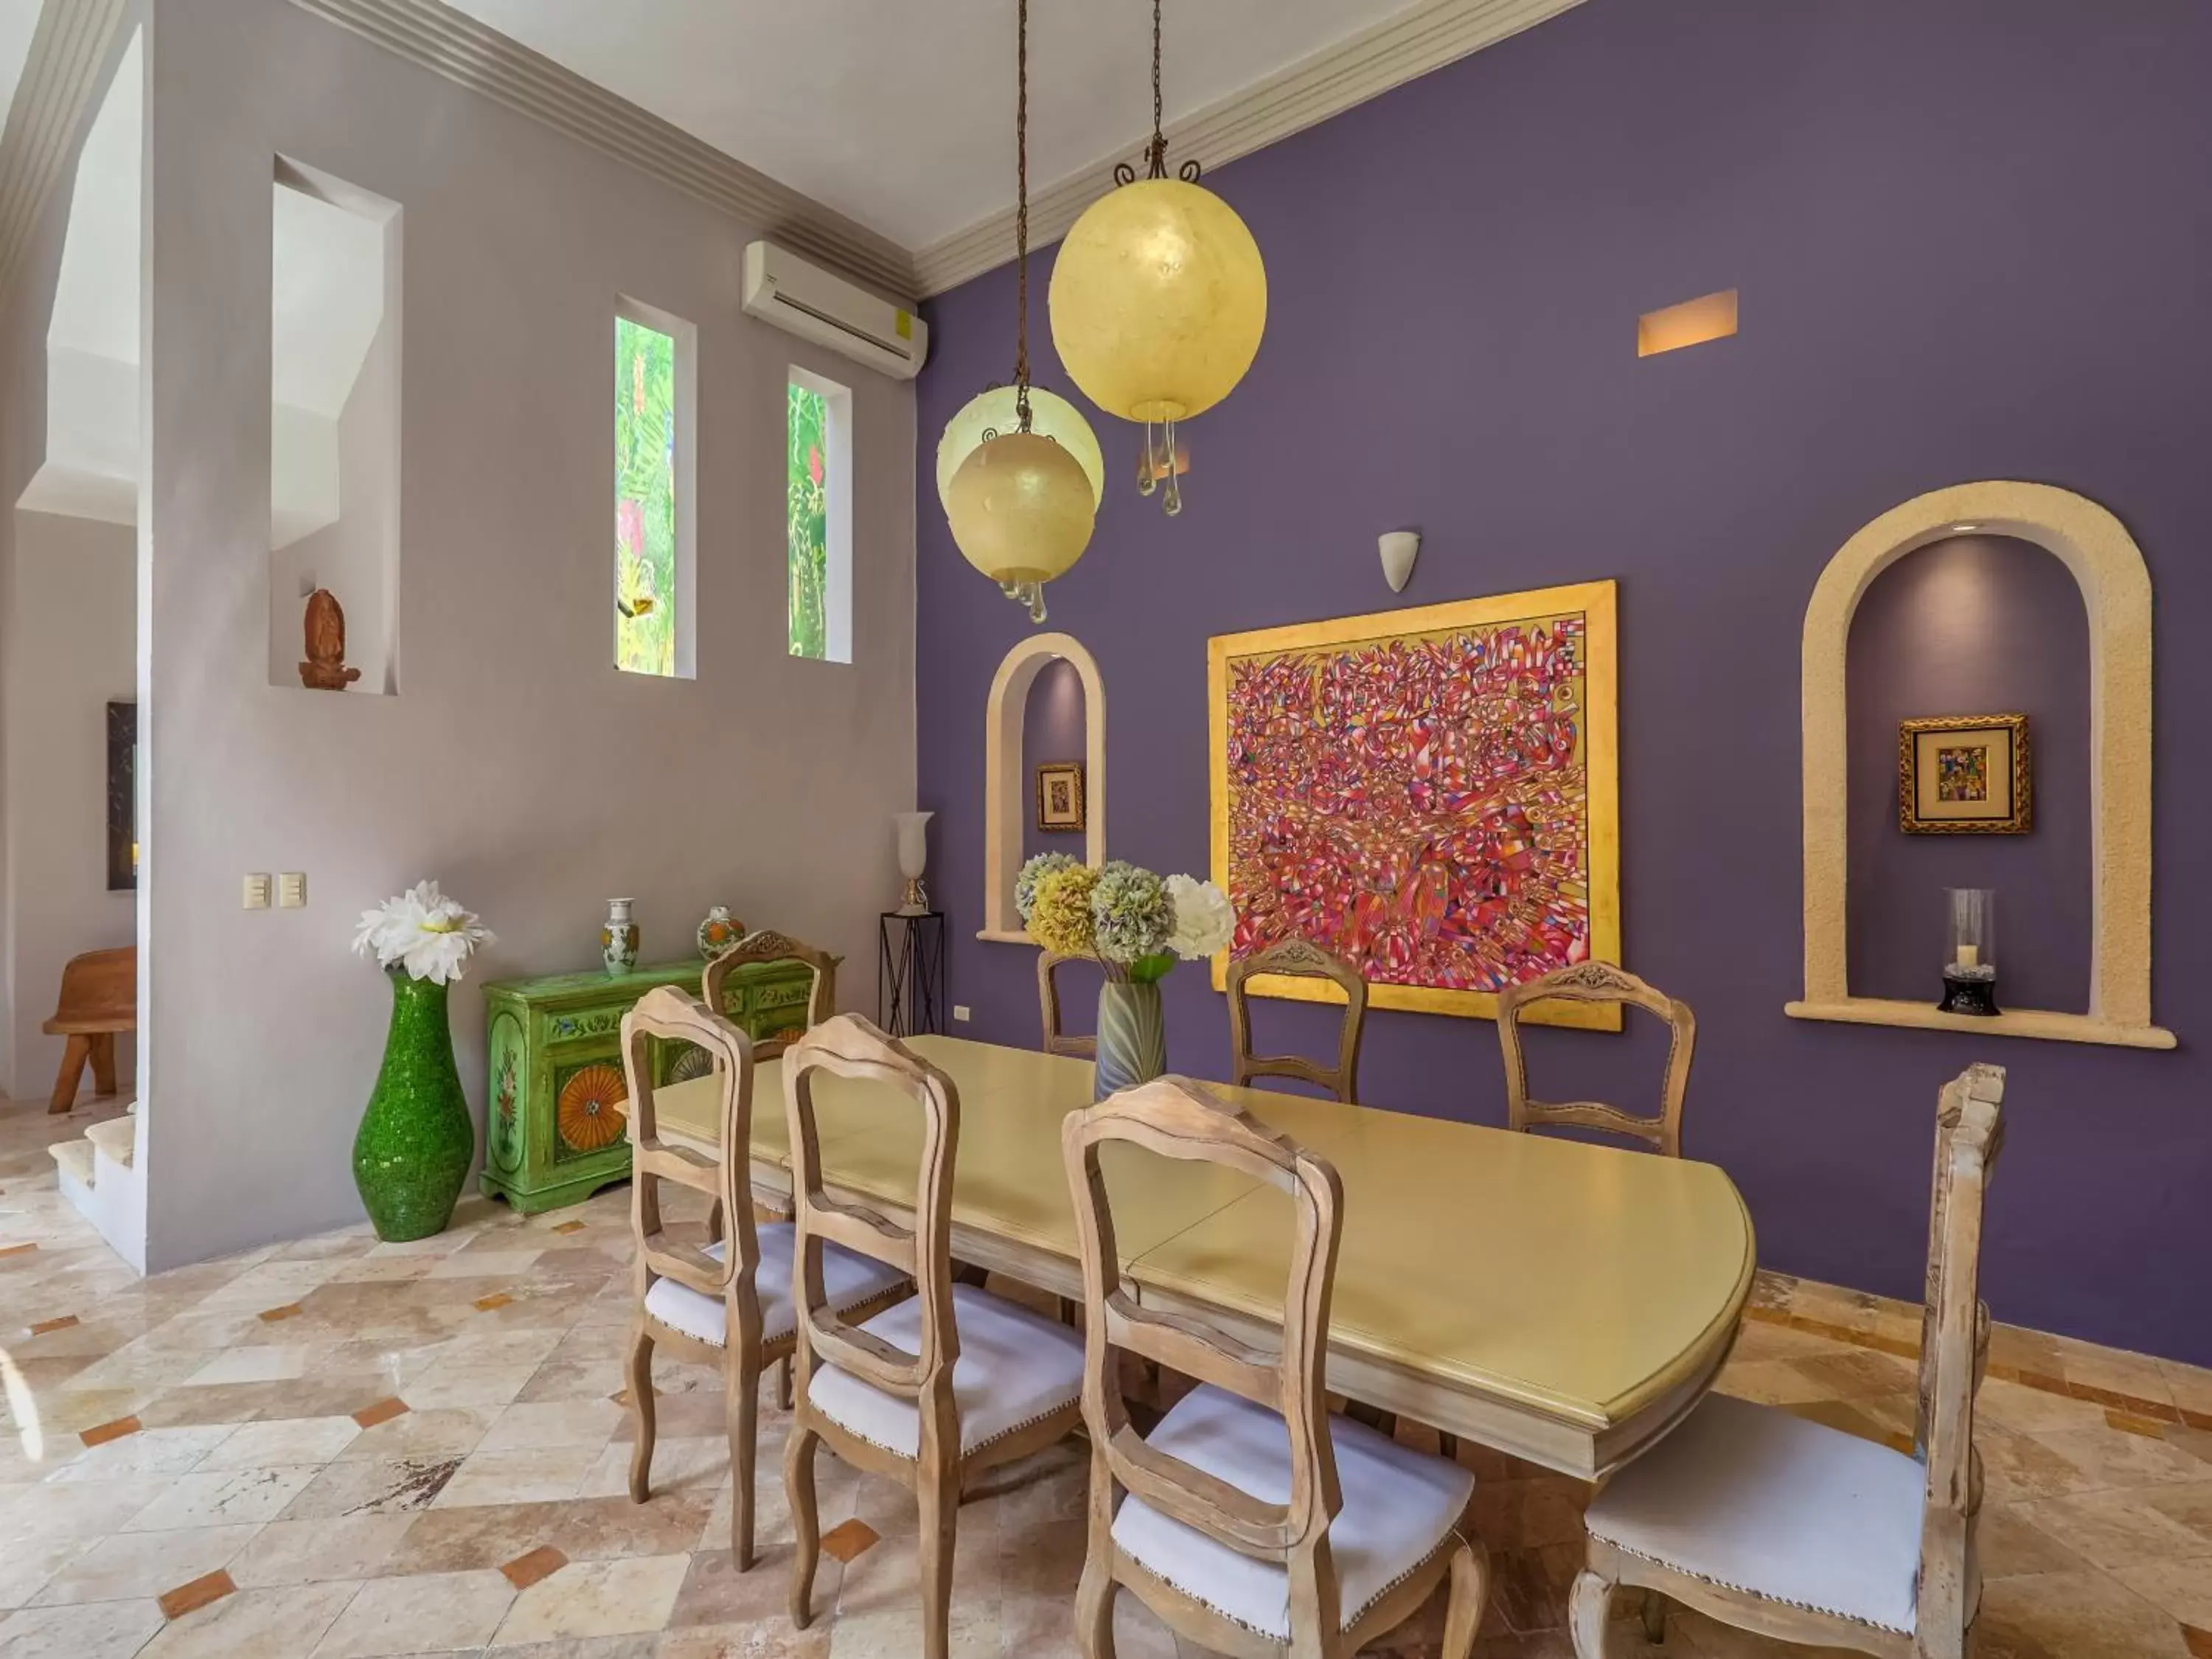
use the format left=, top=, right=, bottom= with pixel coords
left=1048, top=0, right=1267, bottom=515
left=942, top=0, right=1095, bottom=624
left=937, top=384, right=1105, bottom=514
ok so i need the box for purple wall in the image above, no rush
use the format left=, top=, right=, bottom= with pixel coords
left=915, top=0, right=2212, bottom=1363
left=1847, top=536, right=2091, bottom=1012
left=1020, top=659, right=1088, bottom=865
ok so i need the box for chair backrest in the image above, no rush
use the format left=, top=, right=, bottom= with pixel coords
left=622, top=987, right=757, bottom=1339
left=785, top=1014, right=959, bottom=1403
left=52, top=946, right=135, bottom=1023
left=1913, top=1062, right=2006, bottom=1646
left=1037, top=950, right=1097, bottom=1058
left=702, top=928, right=839, bottom=1060
left=1225, top=939, right=1367, bottom=1104
left=1062, top=1076, right=1347, bottom=1604
left=1497, top=961, right=1696, bottom=1155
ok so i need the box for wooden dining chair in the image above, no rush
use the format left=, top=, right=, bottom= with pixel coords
left=1226, top=939, right=1368, bottom=1104
left=1038, top=949, right=1098, bottom=1058
left=1062, top=1074, right=1489, bottom=1659
left=783, top=1015, right=1087, bottom=1659
left=619, top=987, right=906, bottom=1571
left=1569, top=1063, right=2007, bottom=1659
left=702, top=927, right=841, bottom=1058
left=1498, top=961, right=1697, bottom=1157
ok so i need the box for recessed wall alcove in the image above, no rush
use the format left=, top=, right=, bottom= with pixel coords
left=1787, top=480, right=2173, bottom=1048
left=981, top=632, right=1104, bottom=942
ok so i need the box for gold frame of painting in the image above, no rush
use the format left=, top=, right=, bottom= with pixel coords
left=1898, top=713, right=2031, bottom=835
left=1208, top=580, right=1622, bottom=1030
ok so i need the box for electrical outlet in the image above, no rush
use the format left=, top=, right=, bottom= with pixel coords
left=279, top=872, right=307, bottom=908
left=953, top=1005, right=972, bottom=1023
left=243, top=873, right=272, bottom=910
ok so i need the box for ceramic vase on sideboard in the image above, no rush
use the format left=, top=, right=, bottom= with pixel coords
left=352, top=967, right=475, bottom=1241
left=1094, top=981, right=1166, bottom=1101
left=602, top=897, right=640, bottom=975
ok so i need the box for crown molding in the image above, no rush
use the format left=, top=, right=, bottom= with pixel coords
left=0, top=0, right=131, bottom=307
left=912, top=0, right=1585, bottom=296
left=283, top=0, right=920, bottom=303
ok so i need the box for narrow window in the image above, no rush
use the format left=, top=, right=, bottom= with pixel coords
left=787, top=367, right=852, bottom=662
left=615, top=300, right=695, bottom=677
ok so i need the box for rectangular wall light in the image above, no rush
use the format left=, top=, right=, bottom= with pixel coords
left=1638, top=289, right=1739, bottom=358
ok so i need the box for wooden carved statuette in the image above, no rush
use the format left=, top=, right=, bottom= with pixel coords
left=299, top=588, right=362, bottom=690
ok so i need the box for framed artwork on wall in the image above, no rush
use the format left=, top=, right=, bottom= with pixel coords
left=106, top=700, right=136, bottom=891
left=1899, top=713, right=2031, bottom=834
left=1035, top=762, right=1085, bottom=832
left=1208, top=581, right=1621, bottom=1029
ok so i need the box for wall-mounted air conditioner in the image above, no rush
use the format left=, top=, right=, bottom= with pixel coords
left=742, top=242, right=928, bottom=381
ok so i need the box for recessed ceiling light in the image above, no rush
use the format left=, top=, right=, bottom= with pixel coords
left=1955, top=524, right=1980, bottom=534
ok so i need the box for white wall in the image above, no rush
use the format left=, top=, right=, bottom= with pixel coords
left=139, top=0, right=917, bottom=1268
left=2, top=511, right=136, bottom=1099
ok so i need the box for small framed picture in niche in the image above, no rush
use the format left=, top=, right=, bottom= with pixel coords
left=1035, top=762, right=1085, bottom=833
left=107, top=700, right=137, bottom=889
left=1899, top=713, right=2030, bottom=834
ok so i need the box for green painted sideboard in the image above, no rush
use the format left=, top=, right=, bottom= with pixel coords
left=480, top=957, right=816, bottom=1214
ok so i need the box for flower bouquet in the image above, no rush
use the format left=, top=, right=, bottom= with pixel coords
left=1015, top=854, right=1233, bottom=1098
left=349, top=882, right=495, bottom=1240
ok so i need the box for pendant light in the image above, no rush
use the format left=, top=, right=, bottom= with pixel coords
left=944, top=0, right=1097, bottom=625
left=1048, top=0, right=1267, bottom=515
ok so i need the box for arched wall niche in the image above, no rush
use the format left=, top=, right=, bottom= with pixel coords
left=1787, top=480, right=2173, bottom=1048
left=981, top=631, right=1105, bottom=942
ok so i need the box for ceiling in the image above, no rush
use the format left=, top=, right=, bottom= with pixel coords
left=437, top=0, right=1421, bottom=250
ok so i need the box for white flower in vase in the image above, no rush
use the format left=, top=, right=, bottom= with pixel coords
left=354, top=880, right=496, bottom=984
left=1165, top=874, right=1234, bottom=959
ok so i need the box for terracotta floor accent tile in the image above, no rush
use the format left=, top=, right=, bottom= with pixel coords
left=501, top=1543, right=568, bottom=1590
left=352, top=1397, right=411, bottom=1429
left=29, top=1314, right=80, bottom=1335
left=80, top=1414, right=142, bottom=1447
left=156, top=1568, right=235, bottom=1620
left=2108, top=1409, right=2171, bottom=1437
left=0, top=1241, right=35, bottom=1257
left=474, top=1292, right=513, bottom=1311
left=2187, top=1408, right=2212, bottom=1433
left=554, top=1221, right=587, bottom=1234
left=2067, top=1379, right=2182, bottom=1420
left=819, top=1517, right=880, bottom=1563
left=257, top=1303, right=302, bottom=1323
left=2183, top=1624, right=2212, bottom=1658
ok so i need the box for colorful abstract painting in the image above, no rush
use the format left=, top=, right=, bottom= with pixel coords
left=1208, top=582, right=1621, bottom=1026
left=615, top=316, right=677, bottom=676
left=787, top=381, right=830, bottom=659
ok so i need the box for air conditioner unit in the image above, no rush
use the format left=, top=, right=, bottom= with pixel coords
left=742, top=242, right=928, bottom=381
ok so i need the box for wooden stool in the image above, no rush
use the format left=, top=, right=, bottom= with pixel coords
left=44, top=946, right=134, bottom=1113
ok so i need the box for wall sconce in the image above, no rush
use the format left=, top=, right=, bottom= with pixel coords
left=1379, top=530, right=1421, bottom=594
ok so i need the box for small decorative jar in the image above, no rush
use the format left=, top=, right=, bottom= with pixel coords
left=696, top=905, right=742, bottom=959
left=1938, top=888, right=1999, bottom=1016
left=602, top=897, right=640, bottom=976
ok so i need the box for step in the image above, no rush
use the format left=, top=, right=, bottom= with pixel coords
left=49, top=1138, right=96, bottom=1186
left=86, top=1116, right=135, bottom=1168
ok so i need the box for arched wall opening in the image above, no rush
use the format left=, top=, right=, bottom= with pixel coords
left=980, top=632, right=1104, bottom=940
left=1788, top=480, right=2171, bottom=1048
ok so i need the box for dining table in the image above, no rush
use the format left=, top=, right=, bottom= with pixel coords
left=647, top=1034, right=1753, bottom=1481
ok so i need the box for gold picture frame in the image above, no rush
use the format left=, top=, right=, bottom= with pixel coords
left=1208, top=581, right=1622, bottom=1029
left=1035, top=762, right=1085, bottom=832
left=1899, top=714, right=2031, bottom=834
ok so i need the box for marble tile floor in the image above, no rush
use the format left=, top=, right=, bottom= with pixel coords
left=7, top=1095, right=2212, bottom=1658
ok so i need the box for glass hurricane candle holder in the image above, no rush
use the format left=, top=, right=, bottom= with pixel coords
left=1938, top=887, right=2000, bottom=1017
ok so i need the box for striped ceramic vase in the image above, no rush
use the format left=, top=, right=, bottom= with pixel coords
left=1094, top=981, right=1166, bottom=1101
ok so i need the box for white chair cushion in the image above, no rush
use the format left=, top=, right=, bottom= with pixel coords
left=807, top=1281, right=1084, bottom=1460
left=642, top=1223, right=906, bottom=1349
left=1110, top=1383, right=1475, bottom=1642
left=1585, top=1391, right=1925, bottom=1634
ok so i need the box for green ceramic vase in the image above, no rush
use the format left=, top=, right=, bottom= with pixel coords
left=1095, top=980, right=1166, bottom=1102
left=353, top=969, right=475, bottom=1242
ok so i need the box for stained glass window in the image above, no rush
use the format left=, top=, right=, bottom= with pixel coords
left=616, top=316, right=678, bottom=676
left=787, top=380, right=830, bottom=660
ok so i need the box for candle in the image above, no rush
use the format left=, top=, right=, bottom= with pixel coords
left=1955, top=944, right=1980, bottom=970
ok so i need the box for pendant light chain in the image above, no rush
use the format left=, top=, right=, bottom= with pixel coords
left=1147, top=0, right=1166, bottom=178
left=1014, top=0, right=1032, bottom=434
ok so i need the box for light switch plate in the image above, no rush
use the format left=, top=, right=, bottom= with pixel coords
left=952, top=1005, right=972, bottom=1023
left=243, top=873, right=272, bottom=910
left=278, top=872, right=307, bottom=908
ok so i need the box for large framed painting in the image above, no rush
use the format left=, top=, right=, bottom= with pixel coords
left=1208, top=581, right=1621, bottom=1029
